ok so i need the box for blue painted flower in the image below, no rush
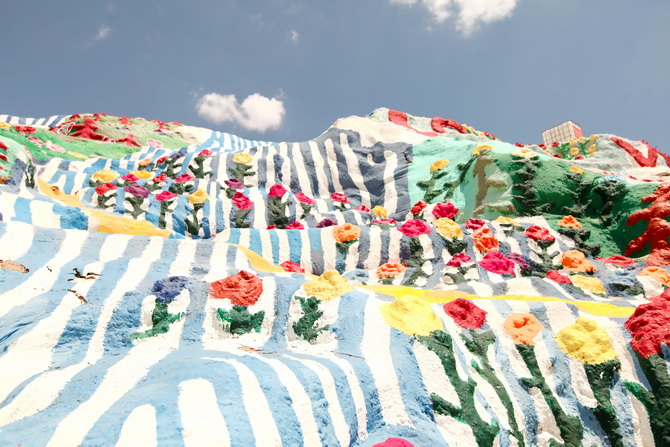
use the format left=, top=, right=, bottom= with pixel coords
left=153, top=276, right=189, bottom=303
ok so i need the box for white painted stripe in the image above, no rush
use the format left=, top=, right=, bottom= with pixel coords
left=179, top=379, right=230, bottom=447
left=339, top=133, right=370, bottom=208
left=382, top=150, right=399, bottom=214
left=0, top=221, right=34, bottom=259
left=291, top=143, right=313, bottom=198
left=328, top=356, right=369, bottom=440
left=309, top=140, right=329, bottom=196
left=324, top=138, right=344, bottom=194
left=116, top=404, right=157, bottom=447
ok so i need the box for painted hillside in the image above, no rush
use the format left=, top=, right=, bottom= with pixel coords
left=0, top=109, right=669, bottom=446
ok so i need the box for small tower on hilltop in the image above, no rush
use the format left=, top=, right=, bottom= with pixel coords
left=542, top=121, right=583, bottom=146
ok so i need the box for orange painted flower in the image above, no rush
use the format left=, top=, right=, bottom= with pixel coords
left=558, top=215, right=582, bottom=229
left=504, top=313, right=542, bottom=345
left=638, top=266, right=670, bottom=286
left=376, top=263, right=407, bottom=279
left=429, top=159, right=449, bottom=172
left=209, top=270, right=263, bottom=305
left=138, top=158, right=153, bottom=167
left=473, top=227, right=499, bottom=252
left=561, top=250, right=597, bottom=273
left=333, top=223, right=360, bottom=243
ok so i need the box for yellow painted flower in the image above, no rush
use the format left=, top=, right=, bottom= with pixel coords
left=302, top=270, right=352, bottom=301
left=570, top=166, right=584, bottom=175
left=570, top=275, right=605, bottom=295
left=493, top=216, right=519, bottom=226
left=569, top=147, right=580, bottom=156
left=131, top=170, right=153, bottom=180
left=91, top=169, right=119, bottom=183
left=188, top=189, right=210, bottom=204
left=67, top=151, right=88, bottom=160
left=371, top=206, right=387, bottom=217
left=380, top=295, right=443, bottom=336
left=434, top=218, right=463, bottom=239
left=429, top=159, right=449, bottom=172
left=0, top=122, right=11, bottom=129
left=555, top=317, right=617, bottom=364
left=472, top=144, right=493, bottom=156
left=578, top=137, right=587, bottom=144
left=587, top=144, right=597, bottom=154
left=589, top=135, right=597, bottom=141
left=568, top=139, right=577, bottom=146
left=545, top=149, right=553, bottom=155
left=233, top=153, right=253, bottom=164
left=511, top=147, right=538, bottom=159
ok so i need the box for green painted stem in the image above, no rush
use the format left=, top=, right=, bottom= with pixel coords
left=217, top=305, right=265, bottom=335
left=292, top=296, right=330, bottom=342
left=131, top=301, right=183, bottom=340
left=583, top=359, right=624, bottom=447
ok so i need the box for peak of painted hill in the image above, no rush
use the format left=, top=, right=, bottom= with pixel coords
left=1, top=109, right=670, bottom=446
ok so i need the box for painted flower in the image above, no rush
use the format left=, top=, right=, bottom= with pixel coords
left=156, top=156, right=169, bottom=165
left=446, top=252, right=471, bottom=268
left=398, top=219, right=432, bottom=237
left=562, top=250, right=597, bottom=273
left=558, top=215, right=581, bottom=228
left=188, top=189, right=210, bottom=204
left=473, top=227, right=499, bottom=252
left=91, top=169, right=119, bottom=183
left=302, top=270, right=352, bottom=301
left=380, top=295, right=443, bottom=336
left=511, top=147, right=538, bottom=159
left=355, top=204, right=370, bottom=213
left=479, top=251, right=515, bottom=275
left=232, top=192, right=252, bottom=210
left=156, top=190, right=178, bottom=201
left=507, top=253, right=530, bottom=270
left=95, top=183, right=117, bottom=195
left=556, top=317, right=618, bottom=364
left=429, top=159, right=449, bottom=172
left=638, top=266, right=670, bottom=286
left=316, top=218, right=337, bottom=228
left=152, top=173, right=168, bottom=183
left=372, top=218, right=397, bottom=226
left=267, top=225, right=277, bottom=229
left=333, top=223, right=360, bottom=243
left=411, top=200, right=427, bottom=215
left=624, top=290, right=670, bottom=357
left=525, top=225, right=555, bottom=242
left=225, top=178, right=244, bottom=190
left=570, top=275, right=605, bottom=294
left=443, top=298, right=487, bottom=329
left=504, top=313, right=542, bottom=345
left=120, top=173, right=140, bottom=183
left=546, top=270, right=572, bottom=284
left=472, top=144, right=493, bottom=156
left=587, top=145, right=597, bottom=154
left=124, top=184, right=149, bottom=198
left=376, top=263, right=407, bottom=279
left=280, top=260, right=304, bottom=273
left=232, top=153, right=253, bottom=164
left=14, top=125, right=37, bottom=134
left=269, top=184, right=287, bottom=197
left=434, top=218, right=463, bottom=239
left=372, top=438, right=415, bottom=447
left=596, top=255, right=636, bottom=267
left=432, top=202, right=458, bottom=219
left=464, top=218, right=486, bottom=231
left=209, top=270, right=263, bottom=306
left=330, top=192, right=349, bottom=204
left=570, top=166, right=585, bottom=175
left=174, top=173, right=194, bottom=183
left=153, top=276, right=189, bottom=303
left=286, top=221, right=305, bottom=230
left=198, top=149, right=213, bottom=157
left=131, top=170, right=153, bottom=180
left=372, top=206, right=387, bottom=217
left=570, top=147, right=580, bottom=156
left=493, top=216, right=519, bottom=226
left=294, top=192, right=315, bottom=205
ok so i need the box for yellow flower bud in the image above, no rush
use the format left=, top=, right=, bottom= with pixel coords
left=233, top=153, right=253, bottom=164
left=188, top=189, right=210, bottom=204
left=91, top=169, right=119, bottom=183
left=371, top=206, right=387, bottom=217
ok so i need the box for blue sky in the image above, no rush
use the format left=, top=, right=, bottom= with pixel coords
left=3, top=0, right=669, bottom=147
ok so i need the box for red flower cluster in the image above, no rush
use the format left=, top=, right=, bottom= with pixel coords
left=432, top=202, right=458, bottom=219
left=545, top=270, right=571, bottom=284
left=624, top=289, right=670, bottom=357
left=294, top=192, right=314, bottom=205
left=411, top=200, right=427, bottom=215
left=355, top=204, right=370, bottom=213
left=330, top=192, right=348, bottom=204
left=280, top=260, right=305, bottom=273
left=464, top=218, right=486, bottom=231
left=524, top=225, right=555, bottom=242
left=209, top=270, right=263, bottom=306
left=286, top=221, right=305, bottom=230
left=269, top=184, right=287, bottom=197
left=443, top=298, right=487, bottom=329
left=95, top=183, right=117, bottom=195
left=232, top=192, right=252, bottom=210
left=14, top=125, right=37, bottom=134
left=446, top=252, right=471, bottom=268
left=398, top=219, right=432, bottom=237
left=479, top=251, right=515, bottom=275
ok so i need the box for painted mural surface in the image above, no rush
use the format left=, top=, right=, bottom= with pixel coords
left=1, top=110, right=669, bottom=446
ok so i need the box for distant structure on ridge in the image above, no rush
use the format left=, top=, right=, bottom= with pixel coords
left=542, top=120, right=583, bottom=145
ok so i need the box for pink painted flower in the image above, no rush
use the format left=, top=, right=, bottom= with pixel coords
left=198, top=149, right=213, bottom=157
left=280, top=260, right=305, bottom=273
left=372, top=438, right=415, bottom=447
left=224, top=178, right=244, bottom=190
left=398, top=219, right=432, bottom=237
left=411, top=200, right=427, bottom=215
left=267, top=225, right=277, bottom=230
left=479, top=251, right=515, bottom=275
left=447, top=252, right=472, bottom=268
left=465, top=218, right=486, bottom=231
left=330, top=192, right=348, bottom=204
left=124, top=184, right=149, bottom=198
left=286, top=221, right=305, bottom=230
left=596, top=255, right=637, bottom=267
left=316, top=218, right=337, bottom=228
left=156, top=190, right=178, bottom=201
left=174, top=174, right=194, bottom=183
left=95, top=183, right=117, bottom=195
left=508, top=253, right=530, bottom=270
left=232, top=192, right=252, bottom=210
left=545, top=270, right=571, bottom=284
left=432, top=202, right=458, bottom=219
left=121, top=173, right=139, bottom=182
left=355, top=204, right=370, bottom=213
left=372, top=218, right=397, bottom=226
left=294, top=192, right=314, bottom=205
left=269, top=184, right=287, bottom=197
left=443, top=298, right=487, bottom=329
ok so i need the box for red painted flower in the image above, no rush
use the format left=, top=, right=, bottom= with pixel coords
left=14, top=125, right=37, bottom=134
left=330, top=192, right=348, bottom=204
left=372, top=438, right=415, bottom=447
left=209, top=270, right=263, bottom=306
left=280, top=260, right=305, bottom=273
left=198, top=149, right=213, bottom=157
left=156, top=190, right=178, bottom=201
left=552, top=141, right=560, bottom=148
left=286, top=221, right=305, bottom=230
left=174, top=174, right=194, bottom=183
left=398, top=219, right=432, bottom=237
left=0, top=142, right=8, bottom=151
left=0, top=154, right=7, bottom=162
left=95, top=183, right=117, bottom=195
left=525, top=225, right=555, bottom=242
left=443, top=298, right=487, bottom=329
left=269, top=184, right=287, bottom=197
left=120, top=173, right=139, bottom=183
left=294, top=192, right=314, bottom=205
left=446, top=252, right=472, bottom=268
left=232, top=192, right=252, bottom=210
left=473, top=227, right=499, bottom=252
left=538, top=144, right=547, bottom=149
left=355, top=204, right=370, bottom=213
left=267, top=225, right=277, bottom=229
left=372, top=218, right=397, bottom=226
left=465, top=218, right=486, bottom=231
left=152, top=173, right=168, bottom=183
left=479, top=251, right=515, bottom=275
left=596, top=255, right=636, bottom=267
left=411, top=202, right=426, bottom=217
left=545, top=270, right=571, bottom=284
left=624, top=289, right=670, bottom=358
left=432, top=202, right=458, bottom=219
left=156, top=156, right=169, bottom=165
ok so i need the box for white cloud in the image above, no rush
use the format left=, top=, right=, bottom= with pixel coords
left=290, top=30, right=299, bottom=43
left=95, top=25, right=111, bottom=41
left=390, top=0, right=519, bottom=35
left=195, top=92, right=286, bottom=133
